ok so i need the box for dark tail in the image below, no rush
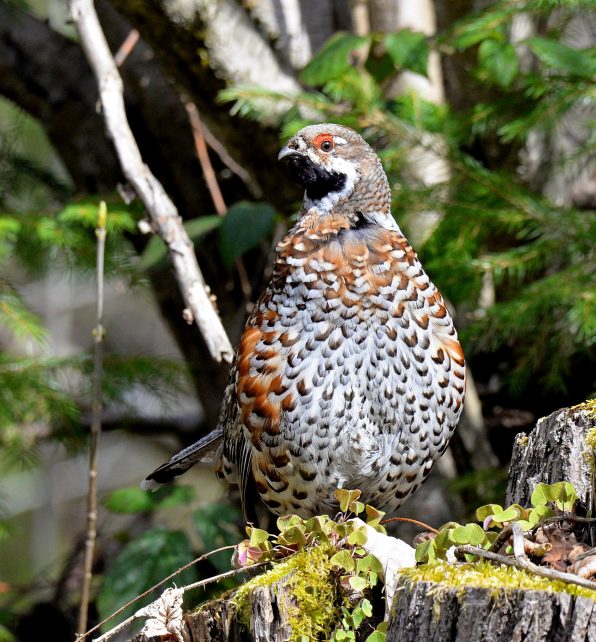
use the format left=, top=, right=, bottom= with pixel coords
left=141, top=427, right=223, bottom=490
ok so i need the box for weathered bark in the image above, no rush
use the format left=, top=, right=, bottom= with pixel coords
left=183, top=577, right=292, bottom=642
left=506, top=404, right=596, bottom=509
left=387, top=579, right=596, bottom=642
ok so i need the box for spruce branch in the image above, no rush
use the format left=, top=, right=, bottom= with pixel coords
left=69, top=0, right=233, bottom=363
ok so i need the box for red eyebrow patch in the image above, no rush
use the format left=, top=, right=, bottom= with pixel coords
left=313, top=133, right=334, bottom=148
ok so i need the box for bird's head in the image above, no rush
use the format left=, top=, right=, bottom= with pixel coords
left=278, top=124, right=393, bottom=226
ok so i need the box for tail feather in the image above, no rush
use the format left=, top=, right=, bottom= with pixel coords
left=141, top=427, right=223, bottom=491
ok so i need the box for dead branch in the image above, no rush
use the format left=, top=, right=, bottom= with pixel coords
left=69, top=0, right=233, bottom=363
left=455, top=524, right=596, bottom=593
left=90, top=563, right=267, bottom=642
left=76, top=544, right=243, bottom=642
left=183, top=97, right=252, bottom=300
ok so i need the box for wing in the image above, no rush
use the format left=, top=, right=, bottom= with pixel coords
left=216, top=298, right=298, bottom=520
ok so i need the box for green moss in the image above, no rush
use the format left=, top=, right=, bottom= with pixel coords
left=232, top=544, right=339, bottom=642
left=574, top=398, right=596, bottom=418
left=578, top=400, right=596, bottom=467
left=400, top=560, right=596, bottom=602
left=516, top=434, right=529, bottom=448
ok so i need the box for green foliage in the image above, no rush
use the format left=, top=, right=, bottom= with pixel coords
left=103, top=485, right=196, bottom=514
left=221, top=0, right=595, bottom=393
left=193, top=502, right=243, bottom=573
left=477, top=39, right=519, bottom=87
left=527, top=38, right=596, bottom=79
left=530, top=481, right=577, bottom=512
left=415, top=481, right=576, bottom=563
left=384, top=29, right=429, bottom=77
left=300, top=33, right=372, bottom=86
left=218, top=201, right=276, bottom=268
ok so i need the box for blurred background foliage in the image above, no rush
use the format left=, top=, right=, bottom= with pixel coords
left=0, top=0, right=593, bottom=639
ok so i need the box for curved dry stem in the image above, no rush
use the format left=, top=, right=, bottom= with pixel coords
left=76, top=544, right=244, bottom=642
left=381, top=516, right=439, bottom=534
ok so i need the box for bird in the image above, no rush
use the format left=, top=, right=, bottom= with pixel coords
left=142, top=123, right=466, bottom=523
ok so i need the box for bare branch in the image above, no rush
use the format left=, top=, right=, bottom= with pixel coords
left=183, top=99, right=227, bottom=217
left=456, top=524, right=596, bottom=593
left=183, top=97, right=252, bottom=300
left=78, top=202, right=107, bottom=635
left=199, top=121, right=263, bottom=198
left=89, top=562, right=267, bottom=642
left=69, top=0, right=234, bottom=363
left=76, top=544, right=241, bottom=641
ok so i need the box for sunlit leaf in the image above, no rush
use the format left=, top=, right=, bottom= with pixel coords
left=478, top=39, right=518, bottom=87
left=330, top=550, right=355, bottom=572
left=103, top=486, right=196, bottom=514
left=385, top=29, right=429, bottom=77
left=528, top=37, right=596, bottom=79
left=301, top=33, right=371, bottom=86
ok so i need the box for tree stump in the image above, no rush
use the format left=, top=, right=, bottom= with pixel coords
left=386, top=402, right=596, bottom=642
left=506, top=403, right=596, bottom=509
left=130, top=403, right=596, bottom=642
left=387, top=578, right=596, bottom=642
left=185, top=577, right=292, bottom=642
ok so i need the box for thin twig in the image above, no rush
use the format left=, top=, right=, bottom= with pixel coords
left=455, top=524, right=596, bottom=593
left=113, top=29, right=140, bottom=68
left=69, top=0, right=233, bottom=363
left=183, top=97, right=252, bottom=301
left=542, top=515, right=596, bottom=528
left=199, top=121, right=263, bottom=198
left=381, top=516, right=439, bottom=534
left=76, top=544, right=240, bottom=642
left=183, top=99, right=227, bottom=216
left=77, top=201, right=107, bottom=635
left=91, top=562, right=268, bottom=642
left=455, top=544, right=527, bottom=567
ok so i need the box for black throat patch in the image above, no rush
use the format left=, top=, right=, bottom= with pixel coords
left=283, top=155, right=347, bottom=201
left=351, top=211, right=369, bottom=230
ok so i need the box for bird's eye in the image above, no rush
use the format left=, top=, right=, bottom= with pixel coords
left=320, top=140, right=334, bottom=153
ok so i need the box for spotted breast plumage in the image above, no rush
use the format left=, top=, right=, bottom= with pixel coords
left=143, top=123, right=466, bottom=522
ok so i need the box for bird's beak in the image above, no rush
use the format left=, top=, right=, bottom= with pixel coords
left=278, top=145, right=300, bottom=162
